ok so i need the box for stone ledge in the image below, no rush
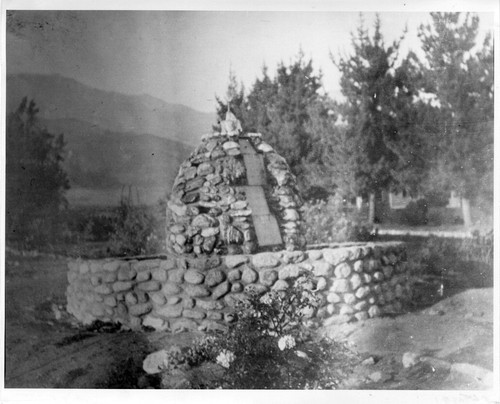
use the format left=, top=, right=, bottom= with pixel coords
left=66, top=242, right=409, bottom=332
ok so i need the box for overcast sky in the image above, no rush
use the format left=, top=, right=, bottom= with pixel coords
left=6, top=8, right=495, bottom=113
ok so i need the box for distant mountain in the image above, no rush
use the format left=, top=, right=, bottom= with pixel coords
left=6, top=73, right=215, bottom=146
left=43, top=118, right=192, bottom=206
left=5, top=73, right=208, bottom=206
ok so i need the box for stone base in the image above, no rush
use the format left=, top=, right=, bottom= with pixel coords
left=66, top=242, right=410, bottom=332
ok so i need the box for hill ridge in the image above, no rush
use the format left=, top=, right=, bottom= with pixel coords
left=7, top=73, right=215, bottom=146
left=6, top=74, right=201, bottom=205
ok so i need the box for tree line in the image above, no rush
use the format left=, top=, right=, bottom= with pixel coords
left=216, top=13, right=493, bottom=227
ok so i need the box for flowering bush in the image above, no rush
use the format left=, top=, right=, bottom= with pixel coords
left=176, top=275, right=359, bottom=389
left=278, top=335, right=296, bottom=351
left=215, top=350, right=235, bottom=369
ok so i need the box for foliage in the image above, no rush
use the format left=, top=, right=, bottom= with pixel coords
left=332, top=15, right=404, bottom=202
left=460, top=231, right=494, bottom=266
left=383, top=52, right=437, bottom=196
left=302, top=194, right=373, bottom=244
left=26, top=199, right=167, bottom=258
left=162, top=276, right=359, bottom=389
left=423, top=189, right=451, bottom=208
left=56, top=209, right=116, bottom=244
left=409, top=232, right=493, bottom=280
left=401, top=199, right=429, bottom=226
left=6, top=97, right=70, bottom=247
left=82, top=214, right=116, bottom=242
left=261, top=53, right=323, bottom=183
left=244, top=65, right=276, bottom=136
left=402, top=231, right=493, bottom=309
left=218, top=54, right=326, bottom=192
left=301, top=185, right=331, bottom=202
left=417, top=13, right=494, bottom=202
left=302, top=98, right=356, bottom=199
left=108, top=193, right=166, bottom=256
left=214, top=70, right=248, bottom=131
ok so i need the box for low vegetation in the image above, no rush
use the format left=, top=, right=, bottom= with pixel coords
left=157, top=276, right=359, bottom=389
left=301, top=194, right=373, bottom=244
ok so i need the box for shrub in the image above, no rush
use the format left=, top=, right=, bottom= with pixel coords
left=416, top=232, right=493, bottom=275
left=416, top=236, right=458, bottom=277
left=108, top=197, right=165, bottom=256
left=424, top=190, right=450, bottom=208
left=405, top=231, right=493, bottom=295
left=404, top=231, right=493, bottom=309
left=83, top=214, right=116, bottom=242
left=462, top=230, right=493, bottom=265
left=401, top=199, right=428, bottom=226
left=302, top=194, right=372, bottom=244
left=302, top=185, right=331, bottom=202
left=159, top=276, right=359, bottom=389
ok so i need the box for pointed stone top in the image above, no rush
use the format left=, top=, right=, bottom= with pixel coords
left=220, top=103, right=243, bottom=136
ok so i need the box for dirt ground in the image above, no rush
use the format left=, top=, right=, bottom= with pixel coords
left=322, top=287, right=494, bottom=389
left=3, top=252, right=496, bottom=390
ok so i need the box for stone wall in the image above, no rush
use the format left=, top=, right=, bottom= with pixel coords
left=66, top=242, right=410, bottom=332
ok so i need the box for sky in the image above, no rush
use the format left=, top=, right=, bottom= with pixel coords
left=5, top=8, right=495, bottom=113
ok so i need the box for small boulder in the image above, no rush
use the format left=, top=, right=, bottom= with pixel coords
left=143, top=350, right=169, bottom=374
left=402, top=352, right=421, bottom=369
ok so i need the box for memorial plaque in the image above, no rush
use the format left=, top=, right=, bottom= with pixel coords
left=237, top=138, right=282, bottom=247
left=240, top=139, right=267, bottom=186
left=252, top=214, right=283, bottom=247
left=238, top=186, right=269, bottom=215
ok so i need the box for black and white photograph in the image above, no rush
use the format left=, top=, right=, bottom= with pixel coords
left=1, top=0, right=498, bottom=402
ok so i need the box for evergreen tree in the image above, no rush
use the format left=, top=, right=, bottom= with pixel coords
left=418, top=12, right=494, bottom=227
left=245, top=53, right=324, bottom=191
left=215, top=70, right=247, bottom=130
left=302, top=97, right=357, bottom=200
left=333, top=15, right=405, bottom=223
left=245, top=65, right=276, bottom=135
left=384, top=51, right=438, bottom=197
left=6, top=97, right=70, bottom=246
left=266, top=53, right=322, bottom=181
left=214, top=57, right=325, bottom=195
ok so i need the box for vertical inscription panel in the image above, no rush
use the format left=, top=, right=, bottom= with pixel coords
left=252, top=214, right=283, bottom=247
left=238, top=138, right=282, bottom=248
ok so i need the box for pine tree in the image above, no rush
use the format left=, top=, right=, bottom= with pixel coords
left=418, top=12, right=494, bottom=227
left=244, top=53, right=323, bottom=191
left=215, top=70, right=247, bottom=130
left=245, top=65, right=276, bottom=135
left=302, top=97, right=357, bottom=200
left=384, top=51, right=437, bottom=197
left=6, top=97, right=70, bottom=246
left=267, top=53, right=322, bottom=180
left=333, top=15, right=405, bottom=223
left=214, top=57, right=325, bottom=195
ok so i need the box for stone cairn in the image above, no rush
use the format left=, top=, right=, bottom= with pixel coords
left=166, top=108, right=306, bottom=256
left=66, top=108, right=411, bottom=332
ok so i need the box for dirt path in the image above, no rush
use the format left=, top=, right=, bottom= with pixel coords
left=3, top=255, right=139, bottom=388
left=4, top=254, right=205, bottom=388
left=3, top=253, right=496, bottom=390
